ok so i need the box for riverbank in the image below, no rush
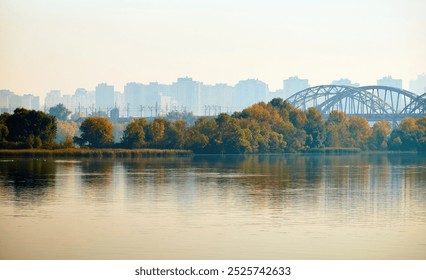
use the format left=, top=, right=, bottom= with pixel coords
left=302, top=147, right=361, bottom=154
left=0, top=148, right=192, bottom=158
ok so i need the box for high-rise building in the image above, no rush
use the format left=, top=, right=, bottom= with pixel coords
left=0, top=90, right=14, bottom=113
left=1, top=91, right=39, bottom=112
left=20, top=94, right=39, bottom=110
left=234, top=79, right=268, bottom=111
left=200, top=83, right=234, bottom=115
left=283, top=76, right=310, bottom=98
left=124, top=82, right=144, bottom=117
left=45, top=90, right=62, bottom=109
left=95, top=83, right=115, bottom=113
left=73, top=88, right=94, bottom=115
left=172, top=77, right=202, bottom=115
left=409, top=74, right=426, bottom=95
left=377, top=76, right=402, bottom=89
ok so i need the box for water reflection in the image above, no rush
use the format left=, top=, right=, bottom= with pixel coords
left=0, top=153, right=425, bottom=259
left=0, top=159, right=56, bottom=206
left=118, top=154, right=426, bottom=224
left=79, top=160, right=115, bottom=202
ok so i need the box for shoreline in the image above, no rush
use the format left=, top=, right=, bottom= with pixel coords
left=0, top=148, right=193, bottom=158
left=0, top=148, right=420, bottom=159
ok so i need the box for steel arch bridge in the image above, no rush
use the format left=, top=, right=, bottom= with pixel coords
left=285, top=85, right=426, bottom=124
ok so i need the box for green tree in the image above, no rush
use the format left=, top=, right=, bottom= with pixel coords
left=6, top=108, right=57, bottom=147
left=0, top=124, right=8, bottom=142
left=416, top=117, right=426, bottom=152
left=74, top=117, right=114, bottom=148
left=122, top=118, right=147, bottom=148
left=34, top=136, right=42, bottom=148
left=216, top=113, right=252, bottom=154
left=368, top=120, right=391, bottom=150
left=1, top=113, right=12, bottom=147
left=388, top=116, right=426, bottom=152
left=49, top=103, right=71, bottom=121
left=388, top=117, right=419, bottom=151
left=166, top=111, right=196, bottom=126
left=187, top=117, right=219, bottom=153
left=0, top=112, right=10, bottom=125
left=303, top=107, right=325, bottom=148
left=184, top=126, right=209, bottom=153
left=163, top=120, right=186, bottom=149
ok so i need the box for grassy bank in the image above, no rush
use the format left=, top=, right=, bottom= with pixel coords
left=0, top=148, right=192, bottom=158
left=303, top=147, right=361, bottom=154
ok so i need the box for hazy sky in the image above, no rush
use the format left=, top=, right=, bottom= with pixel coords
left=1, top=0, right=425, bottom=98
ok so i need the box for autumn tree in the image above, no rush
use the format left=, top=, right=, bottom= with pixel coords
left=325, top=110, right=349, bottom=147
left=55, top=121, right=79, bottom=148
left=368, top=120, right=391, bottom=150
left=388, top=118, right=419, bottom=151
left=144, top=118, right=166, bottom=148
left=347, top=116, right=371, bottom=150
left=74, top=117, right=114, bottom=148
left=388, top=117, right=426, bottom=151
left=122, top=118, right=147, bottom=148
left=235, top=102, right=288, bottom=153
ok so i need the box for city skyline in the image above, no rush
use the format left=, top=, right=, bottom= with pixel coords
left=2, top=74, right=426, bottom=119
left=2, top=73, right=426, bottom=98
left=1, top=0, right=425, bottom=99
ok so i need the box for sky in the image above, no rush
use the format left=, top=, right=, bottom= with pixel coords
left=0, top=0, right=425, bottom=99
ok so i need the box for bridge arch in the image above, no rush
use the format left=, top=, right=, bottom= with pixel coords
left=285, top=85, right=426, bottom=123
left=400, top=92, right=426, bottom=115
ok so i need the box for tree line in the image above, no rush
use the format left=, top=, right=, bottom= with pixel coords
left=1, top=98, right=426, bottom=153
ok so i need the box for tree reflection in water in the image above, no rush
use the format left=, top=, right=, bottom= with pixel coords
left=0, top=159, right=56, bottom=206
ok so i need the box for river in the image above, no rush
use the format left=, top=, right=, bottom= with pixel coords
left=1, top=153, right=425, bottom=259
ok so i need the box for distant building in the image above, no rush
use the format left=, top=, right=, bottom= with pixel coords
left=200, top=83, right=234, bottom=115
left=331, top=78, right=360, bottom=87
left=409, top=74, right=426, bottom=95
left=124, top=82, right=144, bottom=117
left=21, top=94, right=40, bottom=110
left=158, top=93, right=177, bottom=116
left=1, top=90, right=39, bottom=112
left=234, top=79, right=269, bottom=111
left=0, top=90, right=13, bottom=113
left=283, top=76, right=310, bottom=98
left=44, top=90, right=62, bottom=109
left=95, top=83, right=115, bottom=113
left=172, top=77, right=202, bottom=115
left=73, top=88, right=95, bottom=116
left=123, top=82, right=175, bottom=117
left=377, top=76, right=402, bottom=89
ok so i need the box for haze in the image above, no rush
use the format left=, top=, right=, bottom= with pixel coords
left=1, top=0, right=425, bottom=99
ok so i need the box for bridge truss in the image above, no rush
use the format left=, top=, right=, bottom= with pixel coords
left=286, top=85, right=426, bottom=124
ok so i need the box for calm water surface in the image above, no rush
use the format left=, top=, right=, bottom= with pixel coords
left=1, top=154, right=425, bottom=259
